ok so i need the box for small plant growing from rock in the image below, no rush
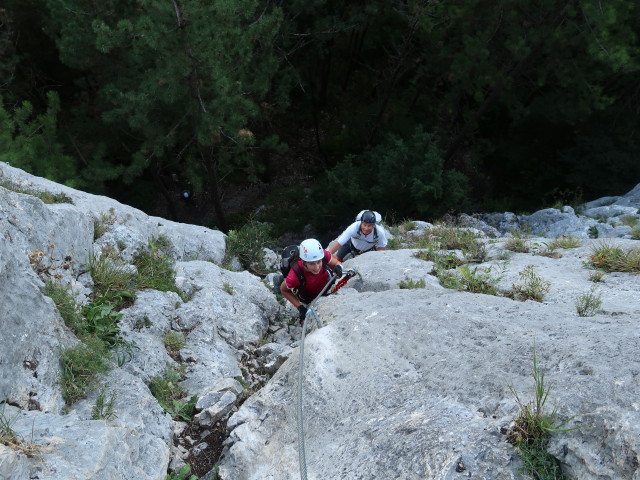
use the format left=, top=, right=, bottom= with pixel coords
left=0, top=178, right=72, bottom=204
left=133, top=236, right=180, bottom=294
left=93, top=208, right=117, bottom=240
left=166, top=464, right=198, bottom=480
left=89, top=250, right=136, bottom=309
left=414, top=248, right=464, bottom=270
left=508, top=265, right=551, bottom=302
left=507, top=345, right=575, bottom=480
left=549, top=235, right=581, bottom=250
left=58, top=340, right=110, bottom=405
left=222, top=281, right=235, bottom=295
left=532, top=242, right=562, bottom=258
left=504, top=232, right=530, bottom=253
left=91, top=387, right=117, bottom=420
left=588, top=225, right=599, bottom=239
left=575, top=287, right=602, bottom=317
left=149, top=367, right=197, bottom=421
left=438, top=264, right=505, bottom=296
left=44, top=279, right=84, bottom=331
left=398, top=277, right=426, bottom=289
left=163, top=331, right=186, bottom=360
left=620, top=215, right=639, bottom=228
left=588, top=270, right=605, bottom=283
left=0, top=403, right=41, bottom=457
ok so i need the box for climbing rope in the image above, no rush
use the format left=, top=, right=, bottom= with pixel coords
left=296, top=268, right=360, bottom=480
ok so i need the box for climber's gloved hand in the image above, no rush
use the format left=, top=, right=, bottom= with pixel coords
left=333, top=264, right=343, bottom=278
left=298, top=305, right=308, bottom=322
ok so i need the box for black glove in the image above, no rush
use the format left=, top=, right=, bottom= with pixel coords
left=333, top=264, right=343, bottom=278
left=298, top=305, right=308, bottom=322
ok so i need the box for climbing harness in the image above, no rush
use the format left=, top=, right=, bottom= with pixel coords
left=296, top=268, right=360, bottom=480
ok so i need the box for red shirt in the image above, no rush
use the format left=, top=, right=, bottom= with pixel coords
left=285, top=250, right=332, bottom=302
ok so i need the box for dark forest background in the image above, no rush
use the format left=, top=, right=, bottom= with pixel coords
left=2, top=0, right=639, bottom=239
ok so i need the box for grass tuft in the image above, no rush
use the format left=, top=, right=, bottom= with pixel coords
left=58, top=340, right=110, bottom=405
left=163, top=331, right=186, bottom=351
left=507, top=344, right=575, bottom=480
left=0, top=178, right=73, bottom=204
left=549, top=235, right=581, bottom=250
left=91, top=386, right=117, bottom=420
left=590, top=242, right=640, bottom=273
left=0, top=403, right=41, bottom=457
left=133, top=236, right=179, bottom=294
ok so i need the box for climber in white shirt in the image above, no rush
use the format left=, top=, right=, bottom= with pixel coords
left=328, top=210, right=388, bottom=261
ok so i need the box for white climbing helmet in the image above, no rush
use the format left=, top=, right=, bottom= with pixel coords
left=299, top=239, right=324, bottom=262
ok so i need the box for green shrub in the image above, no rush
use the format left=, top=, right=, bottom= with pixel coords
left=590, top=242, right=640, bottom=273
left=307, top=126, right=469, bottom=233
left=398, top=277, right=426, bottom=289
left=224, top=220, right=273, bottom=273
left=575, top=288, right=602, bottom=317
left=507, top=345, right=575, bottom=480
left=59, top=340, right=110, bottom=405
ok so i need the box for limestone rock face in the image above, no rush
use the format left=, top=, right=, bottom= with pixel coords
left=479, top=182, right=640, bottom=239
left=2, top=162, right=640, bottom=480
left=0, top=163, right=279, bottom=480
left=218, top=243, right=640, bottom=480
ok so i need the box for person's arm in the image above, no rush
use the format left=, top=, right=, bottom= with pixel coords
left=328, top=253, right=341, bottom=267
left=280, top=280, right=302, bottom=308
left=328, top=240, right=341, bottom=254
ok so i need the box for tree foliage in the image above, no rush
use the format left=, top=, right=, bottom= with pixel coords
left=311, top=126, right=469, bottom=231
left=42, top=0, right=288, bottom=228
left=0, top=92, right=80, bottom=186
left=1, top=0, right=640, bottom=228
